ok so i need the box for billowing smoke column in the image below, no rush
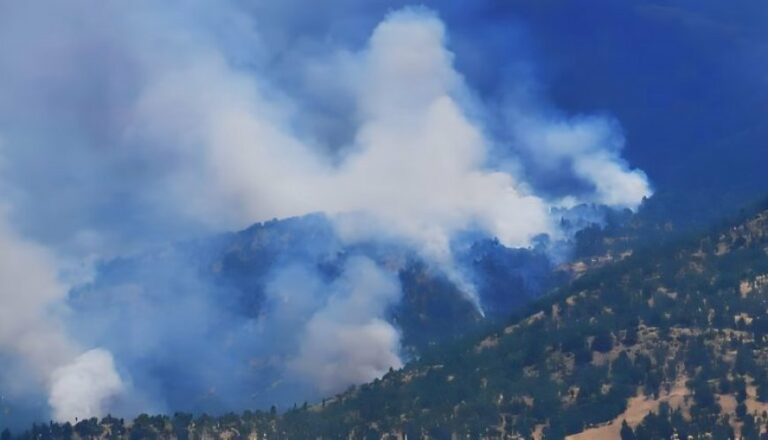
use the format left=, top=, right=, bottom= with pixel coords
left=0, top=1, right=651, bottom=425
left=130, top=7, right=557, bottom=261
left=48, top=350, right=124, bottom=422
left=278, top=257, right=403, bottom=393
left=0, top=209, right=123, bottom=424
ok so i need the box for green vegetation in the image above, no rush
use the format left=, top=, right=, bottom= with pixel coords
left=9, top=207, right=768, bottom=439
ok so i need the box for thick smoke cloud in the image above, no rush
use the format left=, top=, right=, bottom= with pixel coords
left=48, top=349, right=124, bottom=422
left=0, top=208, right=123, bottom=424
left=510, top=114, right=652, bottom=208
left=281, top=257, right=402, bottom=392
left=0, top=0, right=651, bottom=425
left=130, top=8, right=558, bottom=262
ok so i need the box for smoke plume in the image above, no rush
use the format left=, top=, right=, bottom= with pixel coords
left=284, top=257, right=403, bottom=392
left=0, top=208, right=123, bottom=424
left=0, top=0, right=652, bottom=425
left=48, top=350, right=124, bottom=422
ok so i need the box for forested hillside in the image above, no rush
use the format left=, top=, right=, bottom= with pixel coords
left=8, top=203, right=768, bottom=439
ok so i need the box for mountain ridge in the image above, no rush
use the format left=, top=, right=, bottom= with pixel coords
left=9, top=201, right=768, bottom=439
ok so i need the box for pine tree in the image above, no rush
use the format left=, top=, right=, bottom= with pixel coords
left=620, top=420, right=636, bottom=440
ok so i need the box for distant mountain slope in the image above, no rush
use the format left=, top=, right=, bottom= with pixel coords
left=74, top=213, right=556, bottom=353
left=15, top=204, right=768, bottom=438
left=305, top=207, right=768, bottom=439
left=46, top=213, right=557, bottom=419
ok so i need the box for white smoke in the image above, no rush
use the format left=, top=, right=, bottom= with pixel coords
left=0, top=206, right=123, bottom=422
left=0, top=206, right=73, bottom=377
left=0, top=1, right=653, bottom=421
left=0, top=2, right=650, bottom=257
left=328, top=12, right=557, bottom=261
left=132, top=9, right=556, bottom=264
left=127, top=8, right=558, bottom=313
left=511, top=114, right=652, bottom=208
left=282, top=257, right=403, bottom=393
left=48, top=349, right=124, bottom=422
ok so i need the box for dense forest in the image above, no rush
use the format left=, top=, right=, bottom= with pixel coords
left=7, top=201, right=768, bottom=439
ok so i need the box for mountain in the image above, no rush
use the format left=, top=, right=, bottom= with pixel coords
left=12, top=201, right=768, bottom=438
left=74, top=213, right=558, bottom=352
left=286, top=204, right=768, bottom=439
left=48, top=213, right=558, bottom=418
